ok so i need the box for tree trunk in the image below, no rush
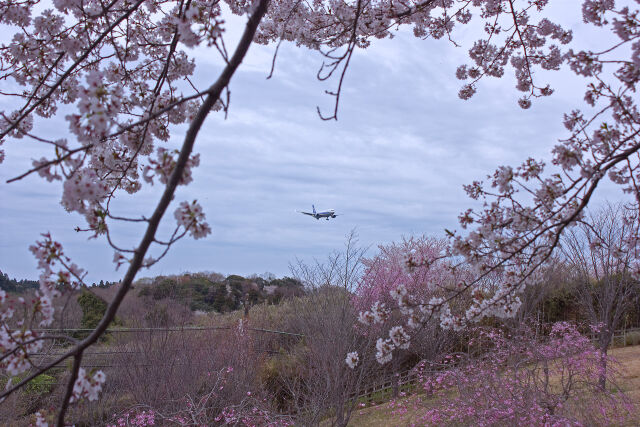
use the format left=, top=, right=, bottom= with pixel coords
left=392, top=372, right=399, bottom=398
left=335, top=402, right=347, bottom=427
left=598, top=331, right=612, bottom=391
left=243, top=301, right=250, bottom=318
left=598, top=348, right=608, bottom=391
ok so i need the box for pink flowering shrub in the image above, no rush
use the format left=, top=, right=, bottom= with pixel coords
left=353, top=236, right=452, bottom=310
left=109, top=400, right=291, bottom=427
left=353, top=236, right=477, bottom=364
left=404, top=323, right=633, bottom=426
left=108, top=367, right=292, bottom=427
left=110, top=410, right=156, bottom=427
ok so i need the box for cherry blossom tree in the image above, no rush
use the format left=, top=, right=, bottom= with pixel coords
left=0, top=0, right=637, bottom=424
left=354, top=0, right=640, bottom=367
left=0, top=0, right=271, bottom=423
left=354, top=236, right=466, bottom=365
left=442, top=0, right=640, bottom=329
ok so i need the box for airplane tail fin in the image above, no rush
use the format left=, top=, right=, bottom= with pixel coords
left=312, top=204, right=316, bottom=214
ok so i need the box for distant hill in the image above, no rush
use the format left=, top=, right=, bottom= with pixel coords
left=135, top=272, right=305, bottom=314
left=0, top=271, right=38, bottom=293
left=0, top=269, right=305, bottom=317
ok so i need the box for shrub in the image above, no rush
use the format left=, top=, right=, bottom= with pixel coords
left=24, top=374, right=56, bottom=396
left=403, top=323, right=634, bottom=426
left=76, top=289, right=122, bottom=339
left=78, top=290, right=108, bottom=330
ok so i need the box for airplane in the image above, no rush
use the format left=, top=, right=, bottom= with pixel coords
left=298, top=205, right=338, bottom=220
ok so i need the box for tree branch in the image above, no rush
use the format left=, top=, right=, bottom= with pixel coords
left=0, top=0, right=272, bottom=415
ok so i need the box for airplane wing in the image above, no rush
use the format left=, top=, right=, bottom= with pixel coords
left=299, top=211, right=314, bottom=216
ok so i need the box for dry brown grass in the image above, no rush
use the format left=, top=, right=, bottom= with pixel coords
left=348, top=345, right=640, bottom=427
left=611, top=345, right=640, bottom=404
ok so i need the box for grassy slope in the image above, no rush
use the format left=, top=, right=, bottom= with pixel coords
left=348, top=345, right=640, bottom=427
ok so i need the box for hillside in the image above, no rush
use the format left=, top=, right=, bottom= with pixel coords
left=347, top=345, right=640, bottom=426
left=133, top=272, right=305, bottom=314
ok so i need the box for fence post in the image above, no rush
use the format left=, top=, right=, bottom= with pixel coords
left=392, top=372, right=399, bottom=398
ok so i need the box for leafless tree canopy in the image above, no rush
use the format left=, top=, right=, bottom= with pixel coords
left=562, top=203, right=640, bottom=388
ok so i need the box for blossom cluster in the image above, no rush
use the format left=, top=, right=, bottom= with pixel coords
left=143, top=148, right=200, bottom=186
left=0, top=328, right=44, bottom=376
left=29, top=234, right=85, bottom=325
left=357, top=301, right=390, bottom=325
left=256, top=0, right=572, bottom=108
left=345, top=351, right=359, bottom=369
left=355, top=283, right=444, bottom=365
left=70, top=368, right=106, bottom=402
left=0, top=234, right=89, bottom=382
left=174, top=200, right=212, bottom=240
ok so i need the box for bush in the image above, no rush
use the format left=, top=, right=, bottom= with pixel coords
left=259, top=348, right=306, bottom=411
left=1, top=373, right=56, bottom=397
left=24, top=374, right=56, bottom=396
left=78, top=290, right=108, bottom=330
left=408, top=323, right=633, bottom=426
left=76, top=289, right=120, bottom=339
left=0, top=373, right=57, bottom=418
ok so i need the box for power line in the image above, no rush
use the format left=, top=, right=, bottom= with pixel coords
left=25, top=326, right=304, bottom=337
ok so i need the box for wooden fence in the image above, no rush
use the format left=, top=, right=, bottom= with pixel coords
left=610, top=326, right=640, bottom=346
left=353, top=369, right=419, bottom=405
left=587, top=326, right=640, bottom=346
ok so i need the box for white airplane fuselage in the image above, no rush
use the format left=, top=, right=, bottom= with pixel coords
left=300, top=205, right=338, bottom=220
left=312, top=209, right=336, bottom=220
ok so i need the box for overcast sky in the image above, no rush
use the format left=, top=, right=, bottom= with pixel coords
left=0, top=2, right=626, bottom=282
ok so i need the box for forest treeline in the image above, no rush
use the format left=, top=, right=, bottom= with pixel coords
left=0, top=272, right=38, bottom=293
left=3, top=266, right=640, bottom=333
